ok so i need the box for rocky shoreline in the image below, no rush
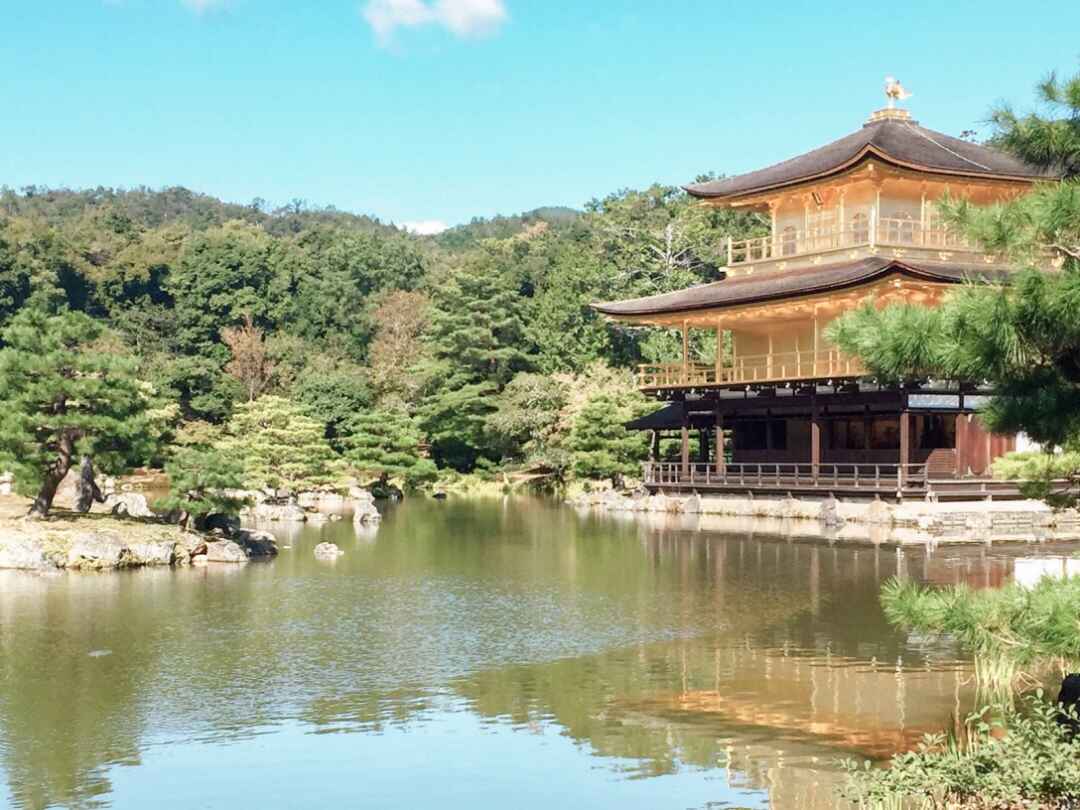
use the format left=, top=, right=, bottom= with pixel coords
left=0, top=483, right=383, bottom=573
left=0, top=518, right=280, bottom=572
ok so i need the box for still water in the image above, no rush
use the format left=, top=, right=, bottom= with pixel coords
left=0, top=498, right=1070, bottom=809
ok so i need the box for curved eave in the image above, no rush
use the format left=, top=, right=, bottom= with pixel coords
left=592, top=259, right=1007, bottom=322
left=685, top=146, right=1045, bottom=204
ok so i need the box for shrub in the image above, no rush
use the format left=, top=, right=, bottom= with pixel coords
left=842, top=693, right=1080, bottom=809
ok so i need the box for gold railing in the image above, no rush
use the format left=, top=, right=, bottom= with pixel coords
left=637, top=350, right=866, bottom=389
left=727, top=214, right=979, bottom=267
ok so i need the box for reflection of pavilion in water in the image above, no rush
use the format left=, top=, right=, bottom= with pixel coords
left=451, top=529, right=981, bottom=810
left=454, top=631, right=971, bottom=810
left=454, top=519, right=1080, bottom=809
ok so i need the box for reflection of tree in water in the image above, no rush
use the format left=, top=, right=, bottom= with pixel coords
left=300, top=685, right=435, bottom=734
left=0, top=572, right=167, bottom=809
left=0, top=565, right=280, bottom=810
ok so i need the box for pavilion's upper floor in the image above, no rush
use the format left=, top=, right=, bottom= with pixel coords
left=593, top=101, right=1059, bottom=394
left=686, top=107, right=1054, bottom=275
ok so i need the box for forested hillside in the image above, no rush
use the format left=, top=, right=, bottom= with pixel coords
left=0, top=181, right=763, bottom=495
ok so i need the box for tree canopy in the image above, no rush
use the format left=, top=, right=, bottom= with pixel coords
left=0, top=308, right=158, bottom=515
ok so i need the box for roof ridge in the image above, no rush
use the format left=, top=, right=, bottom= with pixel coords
left=899, top=121, right=994, bottom=172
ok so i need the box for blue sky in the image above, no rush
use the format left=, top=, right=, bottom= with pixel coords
left=2, top=1, right=1078, bottom=231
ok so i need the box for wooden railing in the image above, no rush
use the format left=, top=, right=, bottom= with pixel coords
left=727, top=212, right=980, bottom=267
left=643, top=461, right=929, bottom=491
left=636, top=350, right=866, bottom=389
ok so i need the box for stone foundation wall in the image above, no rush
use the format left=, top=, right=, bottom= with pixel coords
left=568, top=489, right=1080, bottom=545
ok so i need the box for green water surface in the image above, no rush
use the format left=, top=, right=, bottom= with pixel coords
left=0, top=498, right=1064, bottom=809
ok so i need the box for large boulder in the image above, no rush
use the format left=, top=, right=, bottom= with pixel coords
left=66, top=532, right=131, bottom=570
left=248, top=502, right=307, bottom=522
left=348, top=486, right=375, bottom=504
left=178, top=532, right=207, bottom=560
left=104, top=492, right=156, bottom=519
left=205, top=539, right=248, bottom=563
left=126, top=540, right=177, bottom=566
left=0, top=533, right=53, bottom=570
left=352, top=501, right=382, bottom=525
left=313, top=542, right=343, bottom=560
left=234, top=528, right=278, bottom=558
left=0, top=471, right=13, bottom=496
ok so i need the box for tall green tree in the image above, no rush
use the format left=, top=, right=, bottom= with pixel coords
left=417, top=253, right=532, bottom=470
left=567, top=393, right=649, bottom=486
left=156, top=446, right=247, bottom=529
left=0, top=308, right=156, bottom=516
left=217, top=395, right=340, bottom=492
left=340, top=409, right=436, bottom=489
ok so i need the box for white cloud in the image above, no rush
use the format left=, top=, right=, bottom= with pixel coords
left=401, top=219, right=449, bottom=235
left=362, top=0, right=507, bottom=43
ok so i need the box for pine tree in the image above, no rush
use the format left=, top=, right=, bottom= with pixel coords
left=340, top=409, right=436, bottom=490
left=417, top=254, right=532, bottom=470
left=156, top=446, right=247, bottom=529
left=567, top=393, right=648, bottom=486
left=0, top=308, right=157, bottom=516
left=990, top=69, right=1080, bottom=178
left=217, top=395, right=340, bottom=493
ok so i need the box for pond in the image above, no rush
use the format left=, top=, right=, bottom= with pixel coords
left=0, top=497, right=1072, bottom=809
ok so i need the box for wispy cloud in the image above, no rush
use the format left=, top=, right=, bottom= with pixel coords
left=362, top=0, right=507, bottom=44
left=401, top=219, right=449, bottom=235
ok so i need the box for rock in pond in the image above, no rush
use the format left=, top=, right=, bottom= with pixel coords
left=246, top=502, right=308, bottom=523
left=313, top=542, right=344, bottom=560
left=205, top=530, right=279, bottom=563
left=352, top=501, right=382, bottom=525
left=235, top=528, right=278, bottom=558
left=66, top=532, right=132, bottom=570
left=205, top=539, right=248, bottom=563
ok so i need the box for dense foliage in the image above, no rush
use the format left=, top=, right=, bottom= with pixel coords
left=843, top=693, right=1080, bottom=809
left=0, top=308, right=159, bottom=515
left=340, top=410, right=437, bottom=490
left=0, top=181, right=759, bottom=498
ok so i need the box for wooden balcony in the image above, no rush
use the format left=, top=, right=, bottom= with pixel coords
left=726, top=212, right=1006, bottom=274
left=637, top=349, right=866, bottom=391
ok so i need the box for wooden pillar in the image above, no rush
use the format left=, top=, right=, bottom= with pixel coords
left=715, top=321, right=722, bottom=383
left=715, top=410, right=725, bottom=476
left=681, top=404, right=690, bottom=480
left=899, top=409, right=911, bottom=484
left=681, top=321, right=689, bottom=383
left=649, top=430, right=660, bottom=462
left=838, top=190, right=846, bottom=247
left=954, top=414, right=966, bottom=476
left=811, top=395, right=821, bottom=480
left=731, top=330, right=739, bottom=382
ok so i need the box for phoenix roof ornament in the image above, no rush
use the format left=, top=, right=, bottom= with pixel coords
left=884, top=76, right=913, bottom=108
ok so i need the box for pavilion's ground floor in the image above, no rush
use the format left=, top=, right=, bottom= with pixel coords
left=629, top=386, right=1021, bottom=501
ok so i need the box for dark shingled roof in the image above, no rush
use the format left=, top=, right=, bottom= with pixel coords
left=685, top=117, right=1051, bottom=201
left=625, top=403, right=718, bottom=431
left=593, top=258, right=1009, bottom=318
